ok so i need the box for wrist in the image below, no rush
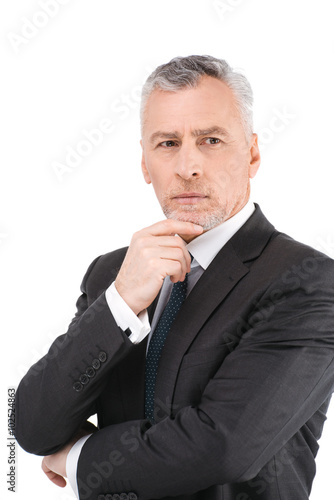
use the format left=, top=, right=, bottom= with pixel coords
left=114, top=280, right=143, bottom=316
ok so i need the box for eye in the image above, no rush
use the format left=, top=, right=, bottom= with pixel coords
left=203, top=137, right=221, bottom=145
left=160, top=140, right=178, bottom=148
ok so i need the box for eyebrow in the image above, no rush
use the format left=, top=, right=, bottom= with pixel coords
left=149, top=131, right=179, bottom=145
left=149, top=126, right=231, bottom=145
left=192, top=126, right=230, bottom=138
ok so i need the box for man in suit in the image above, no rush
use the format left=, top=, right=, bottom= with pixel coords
left=15, top=55, right=334, bottom=500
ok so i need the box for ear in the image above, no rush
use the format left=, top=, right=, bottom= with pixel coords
left=140, top=140, right=152, bottom=184
left=248, top=133, right=261, bottom=179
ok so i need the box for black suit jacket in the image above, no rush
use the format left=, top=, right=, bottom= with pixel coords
left=15, top=205, right=334, bottom=500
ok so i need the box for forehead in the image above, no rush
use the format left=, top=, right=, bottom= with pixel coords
left=142, top=76, right=241, bottom=137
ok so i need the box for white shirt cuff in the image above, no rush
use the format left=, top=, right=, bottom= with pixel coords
left=105, top=281, right=151, bottom=344
left=66, top=434, right=92, bottom=498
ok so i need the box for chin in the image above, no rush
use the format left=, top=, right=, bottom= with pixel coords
left=164, top=209, right=225, bottom=231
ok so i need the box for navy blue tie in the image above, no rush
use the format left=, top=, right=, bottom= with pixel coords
left=145, top=274, right=189, bottom=422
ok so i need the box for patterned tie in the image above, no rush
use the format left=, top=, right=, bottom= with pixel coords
left=145, top=274, right=189, bottom=423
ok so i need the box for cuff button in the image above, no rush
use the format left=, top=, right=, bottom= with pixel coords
left=73, top=381, right=83, bottom=392
left=92, top=358, right=101, bottom=370
left=98, top=351, right=107, bottom=363
left=79, top=374, right=89, bottom=385
left=86, top=366, right=96, bottom=378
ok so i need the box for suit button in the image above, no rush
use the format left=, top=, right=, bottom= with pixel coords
left=99, top=351, right=107, bottom=362
left=92, top=358, right=101, bottom=370
left=79, top=374, right=89, bottom=385
left=128, top=494, right=138, bottom=500
left=73, top=381, right=83, bottom=392
left=120, top=495, right=128, bottom=500
left=112, top=495, right=121, bottom=500
left=86, top=366, right=95, bottom=378
left=105, top=495, right=113, bottom=500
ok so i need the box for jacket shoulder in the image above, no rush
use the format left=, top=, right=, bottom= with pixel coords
left=271, top=230, right=334, bottom=266
left=256, top=230, right=334, bottom=295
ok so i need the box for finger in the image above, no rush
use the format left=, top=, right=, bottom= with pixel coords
left=158, top=246, right=190, bottom=277
left=162, top=259, right=189, bottom=284
left=143, top=219, right=203, bottom=237
left=41, top=459, right=66, bottom=488
left=168, top=235, right=192, bottom=273
left=139, top=234, right=190, bottom=251
left=138, top=236, right=191, bottom=275
left=134, top=235, right=191, bottom=274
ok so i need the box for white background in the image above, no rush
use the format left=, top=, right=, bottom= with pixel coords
left=1, top=0, right=334, bottom=499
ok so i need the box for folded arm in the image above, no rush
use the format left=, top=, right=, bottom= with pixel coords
left=14, top=255, right=136, bottom=455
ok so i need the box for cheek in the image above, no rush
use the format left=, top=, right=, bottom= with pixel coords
left=147, top=170, right=169, bottom=199
left=216, top=156, right=248, bottom=183
left=148, top=158, right=175, bottom=186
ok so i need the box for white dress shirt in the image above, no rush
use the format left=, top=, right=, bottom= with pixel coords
left=66, top=200, right=255, bottom=497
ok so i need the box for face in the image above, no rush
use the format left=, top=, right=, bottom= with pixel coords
left=141, top=76, right=261, bottom=241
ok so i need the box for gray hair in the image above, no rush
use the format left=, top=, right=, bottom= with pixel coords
left=140, top=55, right=254, bottom=140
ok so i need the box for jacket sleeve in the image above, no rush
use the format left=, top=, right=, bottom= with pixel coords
left=14, top=255, right=135, bottom=456
left=75, top=254, right=334, bottom=500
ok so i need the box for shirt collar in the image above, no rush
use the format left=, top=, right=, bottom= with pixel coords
left=186, top=199, right=255, bottom=270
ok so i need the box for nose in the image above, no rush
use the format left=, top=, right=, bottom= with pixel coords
left=174, top=142, right=203, bottom=180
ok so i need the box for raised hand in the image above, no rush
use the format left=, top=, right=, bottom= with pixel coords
left=115, top=219, right=203, bottom=315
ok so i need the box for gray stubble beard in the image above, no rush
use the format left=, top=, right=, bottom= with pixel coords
left=161, top=204, right=227, bottom=231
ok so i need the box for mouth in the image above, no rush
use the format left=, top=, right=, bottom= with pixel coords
left=173, top=192, right=207, bottom=205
